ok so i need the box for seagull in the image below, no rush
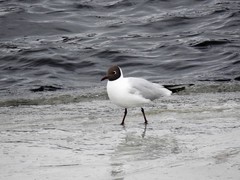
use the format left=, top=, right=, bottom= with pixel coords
left=101, top=65, right=172, bottom=125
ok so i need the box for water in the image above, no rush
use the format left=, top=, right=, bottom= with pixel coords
left=0, top=0, right=240, bottom=179
left=1, top=92, right=240, bottom=179
left=0, top=0, right=240, bottom=94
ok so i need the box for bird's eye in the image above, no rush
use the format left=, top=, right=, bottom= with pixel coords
left=113, top=71, right=116, bottom=74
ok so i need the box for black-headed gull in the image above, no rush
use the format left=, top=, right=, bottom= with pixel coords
left=101, top=65, right=172, bottom=125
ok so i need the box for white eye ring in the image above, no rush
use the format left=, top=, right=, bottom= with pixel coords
left=113, top=71, right=117, bottom=74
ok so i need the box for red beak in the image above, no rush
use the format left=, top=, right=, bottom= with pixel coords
left=101, top=75, right=108, bottom=81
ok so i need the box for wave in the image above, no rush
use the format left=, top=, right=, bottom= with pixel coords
left=0, top=82, right=239, bottom=107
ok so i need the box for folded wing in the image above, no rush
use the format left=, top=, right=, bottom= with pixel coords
left=128, top=77, right=172, bottom=101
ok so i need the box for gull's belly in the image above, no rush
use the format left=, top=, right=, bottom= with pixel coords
left=107, top=80, right=150, bottom=108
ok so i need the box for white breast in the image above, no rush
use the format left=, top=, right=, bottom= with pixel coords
left=107, top=77, right=151, bottom=108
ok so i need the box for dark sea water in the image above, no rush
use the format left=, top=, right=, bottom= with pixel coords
left=0, top=0, right=240, bottom=104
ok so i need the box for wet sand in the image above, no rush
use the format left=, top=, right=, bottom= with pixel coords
left=0, top=92, right=240, bottom=180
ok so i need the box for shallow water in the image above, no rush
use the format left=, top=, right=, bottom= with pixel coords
left=1, top=88, right=240, bottom=179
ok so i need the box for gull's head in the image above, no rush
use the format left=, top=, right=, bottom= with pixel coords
left=101, top=65, right=122, bottom=81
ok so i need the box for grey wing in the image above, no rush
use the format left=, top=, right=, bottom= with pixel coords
left=128, top=78, right=172, bottom=100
